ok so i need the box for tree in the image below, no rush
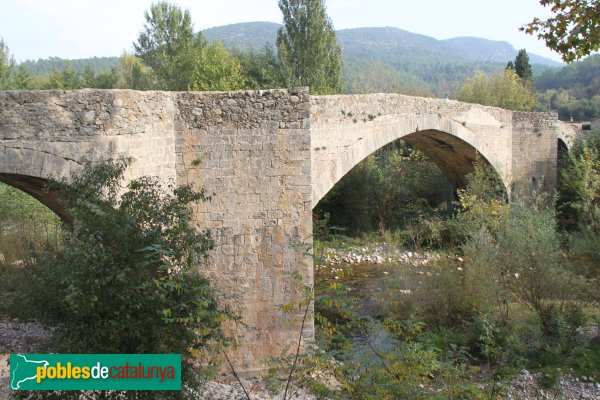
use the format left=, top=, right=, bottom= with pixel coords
left=522, top=0, right=600, bottom=62
left=190, top=40, right=244, bottom=91
left=23, top=158, right=231, bottom=398
left=117, top=52, right=157, bottom=90
left=235, top=45, right=285, bottom=89
left=276, top=0, right=342, bottom=94
left=557, top=135, right=600, bottom=230
left=94, top=68, right=119, bottom=89
left=0, top=38, right=15, bottom=89
left=46, top=62, right=81, bottom=90
left=12, top=64, right=32, bottom=90
left=514, top=49, right=533, bottom=82
left=81, top=65, right=96, bottom=88
left=134, top=1, right=201, bottom=90
left=457, top=69, right=538, bottom=111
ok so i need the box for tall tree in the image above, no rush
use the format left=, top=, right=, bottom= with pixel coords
left=522, top=0, right=600, bottom=62
left=0, top=38, right=15, bottom=89
left=276, top=0, right=342, bottom=94
left=134, top=1, right=201, bottom=90
left=514, top=49, right=533, bottom=82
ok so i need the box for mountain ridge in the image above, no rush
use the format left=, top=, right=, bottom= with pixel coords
left=202, top=22, right=562, bottom=67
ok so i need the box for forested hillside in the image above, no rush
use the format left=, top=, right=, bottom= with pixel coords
left=203, top=22, right=561, bottom=94
left=535, top=54, right=600, bottom=120
left=19, top=56, right=119, bottom=76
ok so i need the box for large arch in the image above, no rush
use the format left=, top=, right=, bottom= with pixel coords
left=311, top=103, right=511, bottom=207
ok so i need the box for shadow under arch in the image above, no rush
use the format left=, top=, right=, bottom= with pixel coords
left=402, top=129, right=502, bottom=190
left=557, top=138, right=569, bottom=158
left=0, top=174, right=71, bottom=222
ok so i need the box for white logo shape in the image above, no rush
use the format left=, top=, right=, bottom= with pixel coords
left=10, top=354, right=49, bottom=390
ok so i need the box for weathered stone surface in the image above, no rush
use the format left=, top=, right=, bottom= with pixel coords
left=0, top=88, right=580, bottom=376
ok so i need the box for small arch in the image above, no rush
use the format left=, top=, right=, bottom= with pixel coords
left=557, top=138, right=569, bottom=159
left=0, top=174, right=70, bottom=222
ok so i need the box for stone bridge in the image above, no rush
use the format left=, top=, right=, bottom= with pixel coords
left=0, top=88, right=576, bottom=376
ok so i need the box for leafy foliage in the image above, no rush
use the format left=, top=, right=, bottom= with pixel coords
left=315, top=141, right=452, bottom=234
left=116, top=52, right=157, bottom=90
left=557, top=131, right=600, bottom=230
left=276, top=0, right=343, bottom=94
left=134, top=1, right=201, bottom=90
left=191, top=40, right=245, bottom=91
left=457, top=69, right=538, bottom=111
left=536, top=54, right=600, bottom=119
left=234, top=45, right=285, bottom=89
left=522, top=0, right=600, bottom=63
left=0, top=183, right=61, bottom=273
left=17, top=159, right=230, bottom=398
left=0, top=38, right=16, bottom=89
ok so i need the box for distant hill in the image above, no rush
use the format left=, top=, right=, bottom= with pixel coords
left=19, top=21, right=563, bottom=94
left=200, top=22, right=562, bottom=94
left=203, top=21, right=281, bottom=50
left=202, top=22, right=561, bottom=67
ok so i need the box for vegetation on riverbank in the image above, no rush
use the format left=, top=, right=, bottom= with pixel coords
left=290, top=130, right=600, bottom=398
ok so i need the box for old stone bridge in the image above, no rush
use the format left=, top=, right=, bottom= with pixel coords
left=0, top=88, right=576, bottom=375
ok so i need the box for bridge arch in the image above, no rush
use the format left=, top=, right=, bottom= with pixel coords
left=0, top=147, right=83, bottom=222
left=311, top=110, right=510, bottom=207
left=0, top=174, right=70, bottom=222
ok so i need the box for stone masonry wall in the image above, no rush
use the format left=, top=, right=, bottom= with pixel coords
left=311, top=94, right=515, bottom=205
left=173, top=88, right=313, bottom=376
left=0, top=89, right=177, bottom=219
left=511, top=111, right=560, bottom=193
left=311, top=94, right=564, bottom=204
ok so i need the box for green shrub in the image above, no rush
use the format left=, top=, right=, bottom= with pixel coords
left=539, top=366, right=561, bottom=389
left=17, top=158, right=232, bottom=399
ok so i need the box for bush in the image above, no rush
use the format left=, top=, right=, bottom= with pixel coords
left=0, top=182, right=61, bottom=271
left=557, top=131, right=600, bottom=231
left=17, top=158, right=231, bottom=398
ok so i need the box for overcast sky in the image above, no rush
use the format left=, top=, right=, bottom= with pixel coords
left=1, top=0, right=561, bottom=63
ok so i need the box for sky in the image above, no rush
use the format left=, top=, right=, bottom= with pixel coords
left=0, top=0, right=562, bottom=63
